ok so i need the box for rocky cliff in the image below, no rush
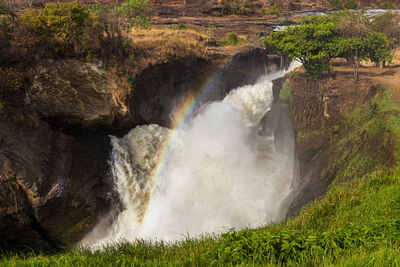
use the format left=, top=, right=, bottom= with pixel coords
left=260, top=67, right=383, bottom=218
left=283, top=70, right=380, bottom=217
left=0, top=45, right=279, bottom=251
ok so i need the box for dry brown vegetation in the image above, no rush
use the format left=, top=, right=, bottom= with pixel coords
left=129, top=26, right=255, bottom=72
left=129, top=27, right=212, bottom=72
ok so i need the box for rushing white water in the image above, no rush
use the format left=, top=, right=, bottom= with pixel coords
left=82, top=61, right=301, bottom=247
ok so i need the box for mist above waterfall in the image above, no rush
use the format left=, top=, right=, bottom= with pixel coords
left=81, top=62, right=300, bottom=247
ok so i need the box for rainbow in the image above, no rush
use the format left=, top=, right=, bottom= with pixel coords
left=152, top=71, right=225, bottom=177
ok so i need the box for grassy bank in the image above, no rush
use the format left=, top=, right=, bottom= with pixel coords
left=1, top=88, right=400, bottom=265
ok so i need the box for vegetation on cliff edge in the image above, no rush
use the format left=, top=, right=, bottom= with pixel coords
left=262, top=11, right=399, bottom=80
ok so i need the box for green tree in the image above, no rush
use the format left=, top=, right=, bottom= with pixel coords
left=364, top=32, right=394, bottom=66
left=371, top=11, right=400, bottom=44
left=344, top=0, right=357, bottom=9
left=117, top=0, right=152, bottom=29
left=19, top=1, right=89, bottom=54
left=262, top=11, right=394, bottom=81
left=221, top=0, right=251, bottom=15
left=336, top=10, right=394, bottom=80
left=329, top=0, right=343, bottom=10
left=262, top=15, right=338, bottom=79
left=381, top=2, right=395, bottom=9
left=370, top=11, right=400, bottom=67
left=335, top=33, right=393, bottom=80
left=88, top=0, right=152, bottom=58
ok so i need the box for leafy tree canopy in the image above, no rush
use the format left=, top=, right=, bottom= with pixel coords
left=262, top=11, right=395, bottom=80
left=14, top=0, right=152, bottom=57
left=19, top=2, right=90, bottom=53
left=262, top=15, right=338, bottom=79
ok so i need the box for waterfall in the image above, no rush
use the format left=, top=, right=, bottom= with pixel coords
left=81, top=61, right=301, bottom=247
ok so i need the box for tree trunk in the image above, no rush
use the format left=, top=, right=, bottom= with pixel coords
left=354, top=50, right=360, bottom=82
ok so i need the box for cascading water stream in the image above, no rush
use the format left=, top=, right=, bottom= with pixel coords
left=82, top=61, right=301, bottom=247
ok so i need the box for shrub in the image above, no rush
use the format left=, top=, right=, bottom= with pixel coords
left=205, top=25, right=216, bottom=41
left=0, top=67, right=23, bottom=110
left=218, top=32, right=245, bottom=46
left=221, top=0, right=252, bottom=15
left=0, top=17, right=14, bottom=51
left=226, top=32, right=238, bottom=44
left=14, top=0, right=152, bottom=59
left=0, top=3, right=18, bottom=63
left=344, top=0, right=357, bottom=9
left=329, top=0, right=343, bottom=10
left=18, top=1, right=89, bottom=54
left=116, top=0, right=152, bottom=29
left=0, top=67, right=23, bottom=93
left=86, top=0, right=152, bottom=58
left=260, top=7, right=280, bottom=16
left=381, top=3, right=394, bottom=9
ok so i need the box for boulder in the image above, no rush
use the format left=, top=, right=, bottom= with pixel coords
left=26, top=59, right=129, bottom=129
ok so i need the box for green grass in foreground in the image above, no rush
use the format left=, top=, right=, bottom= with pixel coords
left=1, top=91, right=400, bottom=266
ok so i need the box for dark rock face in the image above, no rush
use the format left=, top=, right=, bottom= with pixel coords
left=1, top=59, right=128, bottom=251
left=0, top=114, right=115, bottom=250
left=132, top=48, right=280, bottom=127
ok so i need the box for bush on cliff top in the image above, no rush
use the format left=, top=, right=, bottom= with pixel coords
left=18, top=1, right=89, bottom=54
left=1, top=0, right=152, bottom=61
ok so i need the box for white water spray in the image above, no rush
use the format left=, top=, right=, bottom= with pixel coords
left=82, top=61, right=301, bottom=246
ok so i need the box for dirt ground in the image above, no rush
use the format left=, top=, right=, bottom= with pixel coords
left=333, top=51, right=400, bottom=103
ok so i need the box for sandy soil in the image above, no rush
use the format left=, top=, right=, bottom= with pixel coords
left=333, top=51, right=400, bottom=103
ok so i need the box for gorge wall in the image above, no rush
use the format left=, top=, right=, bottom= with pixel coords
left=283, top=71, right=380, bottom=217
left=260, top=67, right=383, bottom=219
left=0, top=47, right=280, bottom=251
